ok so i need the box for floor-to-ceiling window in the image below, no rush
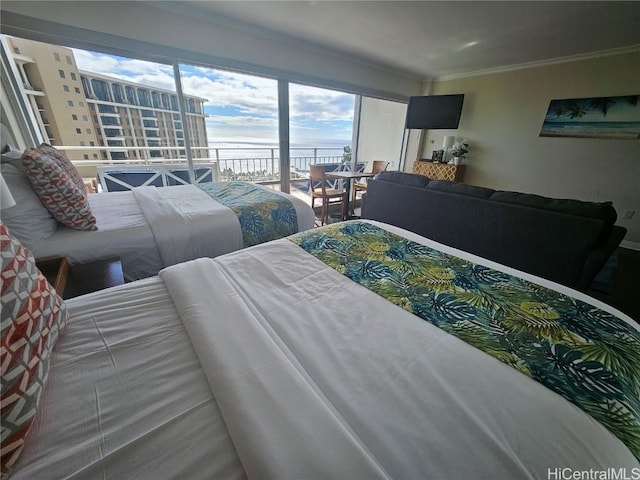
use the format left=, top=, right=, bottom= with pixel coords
left=288, top=82, right=355, bottom=197
left=1, top=32, right=406, bottom=197
left=178, top=64, right=280, bottom=184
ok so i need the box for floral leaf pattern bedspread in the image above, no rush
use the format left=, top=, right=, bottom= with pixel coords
left=199, top=181, right=298, bottom=247
left=289, top=220, right=640, bottom=460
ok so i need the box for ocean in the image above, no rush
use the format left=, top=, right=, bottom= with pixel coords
left=540, top=121, right=640, bottom=138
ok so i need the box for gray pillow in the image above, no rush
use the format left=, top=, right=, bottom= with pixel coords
left=1, top=162, right=57, bottom=252
left=1, top=147, right=26, bottom=173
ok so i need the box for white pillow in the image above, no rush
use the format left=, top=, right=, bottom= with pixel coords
left=0, top=162, right=57, bottom=252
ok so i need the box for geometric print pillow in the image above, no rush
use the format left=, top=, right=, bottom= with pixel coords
left=0, top=222, right=69, bottom=478
left=34, top=143, right=86, bottom=193
left=22, top=148, right=97, bottom=231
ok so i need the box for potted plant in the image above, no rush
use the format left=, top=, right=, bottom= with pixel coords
left=450, top=140, right=469, bottom=165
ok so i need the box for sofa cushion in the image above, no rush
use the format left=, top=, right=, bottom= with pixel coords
left=373, top=171, right=431, bottom=188
left=489, top=191, right=617, bottom=225
left=426, top=180, right=495, bottom=199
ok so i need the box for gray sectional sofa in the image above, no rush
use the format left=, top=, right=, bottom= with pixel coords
left=361, top=171, right=626, bottom=290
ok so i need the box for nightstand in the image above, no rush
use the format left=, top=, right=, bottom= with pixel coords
left=36, top=256, right=70, bottom=297
left=36, top=257, right=124, bottom=299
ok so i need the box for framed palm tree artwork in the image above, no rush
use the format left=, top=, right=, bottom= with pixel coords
left=539, top=94, right=640, bottom=139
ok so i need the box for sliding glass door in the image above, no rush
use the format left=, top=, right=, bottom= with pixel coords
left=2, top=33, right=406, bottom=197
left=178, top=64, right=280, bottom=184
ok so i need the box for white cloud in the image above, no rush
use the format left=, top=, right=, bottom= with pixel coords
left=71, top=48, right=354, bottom=145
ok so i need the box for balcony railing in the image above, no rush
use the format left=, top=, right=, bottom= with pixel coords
left=60, top=145, right=350, bottom=186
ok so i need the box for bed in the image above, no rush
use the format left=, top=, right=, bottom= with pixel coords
left=1, top=143, right=315, bottom=280
left=2, top=219, right=638, bottom=479
left=32, top=182, right=316, bottom=280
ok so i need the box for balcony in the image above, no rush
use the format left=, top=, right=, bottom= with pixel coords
left=61, top=145, right=351, bottom=205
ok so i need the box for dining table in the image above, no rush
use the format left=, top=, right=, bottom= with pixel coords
left=325, top=170, right=377, bottom=219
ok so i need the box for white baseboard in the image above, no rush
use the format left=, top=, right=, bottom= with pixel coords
left=620, top=240, right=640, bottom=251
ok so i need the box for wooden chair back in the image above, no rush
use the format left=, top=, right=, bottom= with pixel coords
left=371, top=160, right=389, bottom=174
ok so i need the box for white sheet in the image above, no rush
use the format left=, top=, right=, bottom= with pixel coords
left=34, top=183, right=315, bottom=281
left=12, top=278, right=244, bottom=480
left=133, top=185, right=244, bottom=266
left=32, top=190, right=158, bottom=264
left=160, top=221, right=638, bottom=478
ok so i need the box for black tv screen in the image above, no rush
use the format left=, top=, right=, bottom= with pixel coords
left=405, top=94, right=465, bottom=129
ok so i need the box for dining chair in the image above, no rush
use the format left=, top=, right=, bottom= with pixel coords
left=353, top=160, right=389, bottom=199
left=309, top=164, right=347, bottom=225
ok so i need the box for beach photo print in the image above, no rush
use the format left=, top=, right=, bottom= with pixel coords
left=540, top=95, right=640, bottom=139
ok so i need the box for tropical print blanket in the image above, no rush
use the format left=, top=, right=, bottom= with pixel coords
left=199, top=181, right=298, bottom=247
left=289, top=221, right=640, bottom=460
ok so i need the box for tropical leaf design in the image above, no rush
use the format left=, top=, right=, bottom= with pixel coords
left=288, top=220, right=640, bottom=461
left=199, top=181, right=298, bottom=246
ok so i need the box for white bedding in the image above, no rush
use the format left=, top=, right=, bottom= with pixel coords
left=12, top=278, right=244, bottom=480
left=14, top=221, right=639, bottom=479
left=33, top=183, right=315, bottom=281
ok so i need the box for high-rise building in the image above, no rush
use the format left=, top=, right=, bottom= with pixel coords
left=3, top=36, right=208, bottom=177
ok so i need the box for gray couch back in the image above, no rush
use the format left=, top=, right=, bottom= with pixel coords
left=361, top=173, right=625, bottom=289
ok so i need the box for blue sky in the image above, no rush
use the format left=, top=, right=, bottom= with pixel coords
left=72, top=48, right=355, bottom=147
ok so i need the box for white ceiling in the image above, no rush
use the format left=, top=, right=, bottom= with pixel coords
left=169, top=1, right=640, bottom=80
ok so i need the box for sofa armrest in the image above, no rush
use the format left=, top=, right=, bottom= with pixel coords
left=576, top=225, right=627, bottom=291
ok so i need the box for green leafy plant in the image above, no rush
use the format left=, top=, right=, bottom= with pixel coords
left=451, top=140, right=469, bottom=159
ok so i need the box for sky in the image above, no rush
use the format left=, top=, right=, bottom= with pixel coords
left=72, top=48, right=355, bottom=148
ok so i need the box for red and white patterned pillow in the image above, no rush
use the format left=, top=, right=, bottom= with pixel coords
left=22, top=148, right=97, bottom=231
left=0, top=222, right=69, bottom=477
left=35, top=143, right=86, bottom=193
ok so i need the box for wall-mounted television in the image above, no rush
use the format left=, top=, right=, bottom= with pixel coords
left=405, top=94, right=465, bottom=129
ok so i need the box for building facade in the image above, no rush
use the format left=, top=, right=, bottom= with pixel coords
left=3, top=36, right=208, bottom=176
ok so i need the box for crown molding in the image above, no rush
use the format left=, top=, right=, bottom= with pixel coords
left=436, top=44, right=640, bottom=82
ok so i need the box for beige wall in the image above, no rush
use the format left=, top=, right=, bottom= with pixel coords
left=357, top=97, right=407, bottom=171
left=415, top=52, right=640, bottom=246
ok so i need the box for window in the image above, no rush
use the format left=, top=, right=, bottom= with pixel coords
left=83, top=154, right=89, bottom=159
left=4, top=33, right=395, bottom=192
left=80, top=141, right=86, bottom=146
left=179, top=63, right=279, bottom=183
left=63, top=85, right=69, bottom=92
left=289, top=82, right=355, bottom=178
left=125, top=86, right=137, bottom=105
left=91, top=79, right=111, bottom=101
left=90, top=141, right=95, bottom=146
left=67, top=100, right=74, bottom=107
left=54, top=52, right=60, bottom=61
left=75, top=128, right=81, bottom=134
left=72, top=114, right=78, bottom=120
left=112, top=83, right=125, bottom=103
left=101, top=116, right=119, bottom=125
